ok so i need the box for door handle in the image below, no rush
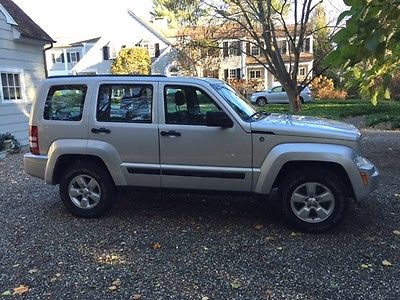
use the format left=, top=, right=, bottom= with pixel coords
left=160, top=130, right=181, bottom=137
left=91, top=127, right=111, bottom=134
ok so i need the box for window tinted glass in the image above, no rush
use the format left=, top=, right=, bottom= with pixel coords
left=44, top=85, right=87, bottom=121
left=97, top=84, right=152, bottom=123
left=271, top=86, right=284, bottom=92
left=165, top=85, right=221, bottom=125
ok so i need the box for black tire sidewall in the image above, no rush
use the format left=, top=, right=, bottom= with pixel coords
left=59, top=162, right=116, bottom=217
left=278, top=169, right=348, bottom=232
left=257, top=97, right=267, bottom=106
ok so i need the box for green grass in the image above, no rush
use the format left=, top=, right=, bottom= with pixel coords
left=259, top=99, right=400, bottom=129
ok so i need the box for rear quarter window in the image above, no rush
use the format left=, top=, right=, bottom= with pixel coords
left=43, top=85, right=87, bottom=121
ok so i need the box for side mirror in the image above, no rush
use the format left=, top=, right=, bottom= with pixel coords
left=206, top=111, right=233, bottom=128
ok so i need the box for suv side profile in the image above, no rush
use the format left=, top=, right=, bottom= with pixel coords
left=24, top=75, right=379, bottom=232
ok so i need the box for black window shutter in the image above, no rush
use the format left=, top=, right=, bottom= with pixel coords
left=51, top=54, right=55, bottom=63
left=246, top=42, right=250, bottom=54
left=236, top=41, right=242, bottom=56
left=223, top=42, right=229, bottom=57
left=76, top=52, right=80, bottom=62
left=61, top=53, right=65, bottom=63
left=103, top=46, right=110, bottom=60
left=236, top=68, right=241, bottom=79
left=67, top=53, right=71, bottom=63
left=305, top=38, right=311, bottom=52
left=224, top=69, right=228, bottom=81
left=155, top=43, right=160, bottom=57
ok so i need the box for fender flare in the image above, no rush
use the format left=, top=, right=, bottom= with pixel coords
left=253, top=143, right=365, bottom=198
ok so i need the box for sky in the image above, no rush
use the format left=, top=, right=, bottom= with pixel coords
left=13, top=0, right=154, bottom=41
left=12, top=0, right=347, bottom=42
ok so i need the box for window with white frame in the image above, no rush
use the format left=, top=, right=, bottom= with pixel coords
left=229, top=69, right=237, bottom=79
left=251, top=45, right=260, bottom=56
left=298, top=67, right=307, bottom=76
left=1, top=71, right=23, bottom=101
left=69, top=52, right=80, bottom=63
left=249, top=69, right=262, bottom=79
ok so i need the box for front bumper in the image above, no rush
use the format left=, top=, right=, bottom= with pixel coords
left=23, top=153, right=48, bottom=180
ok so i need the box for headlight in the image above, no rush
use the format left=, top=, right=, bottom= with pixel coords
left=353, top=155, right=374, bottom=169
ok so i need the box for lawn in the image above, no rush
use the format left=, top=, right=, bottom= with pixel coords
left=258, top=99, right=400, bottom=129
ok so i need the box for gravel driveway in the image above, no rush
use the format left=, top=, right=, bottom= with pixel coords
left=0, top=129, right=399, bottom=299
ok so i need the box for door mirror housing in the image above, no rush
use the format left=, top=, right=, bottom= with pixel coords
left=206, top=111, right=233, bottom=128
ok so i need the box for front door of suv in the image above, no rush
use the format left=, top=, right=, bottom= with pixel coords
left=89, top=82, right=160, bottom=187
left=159, top=83, right=252, bottom=192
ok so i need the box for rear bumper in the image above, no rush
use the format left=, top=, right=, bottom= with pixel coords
left=23, top=153, right=48, bottom=180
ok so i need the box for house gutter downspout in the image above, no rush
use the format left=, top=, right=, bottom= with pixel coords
left=43, top=42, right=54, bottom=78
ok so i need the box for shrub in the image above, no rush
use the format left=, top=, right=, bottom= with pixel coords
left=0, top=133, right=21, bottom=153
left=311, top=75, right=347, bottom=100
left=228, top=79, right=264, bottom=98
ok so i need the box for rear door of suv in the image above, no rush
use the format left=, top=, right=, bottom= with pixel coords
left=88, top=80, right=160, bottom=187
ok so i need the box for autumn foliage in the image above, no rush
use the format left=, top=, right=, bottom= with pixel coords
left=111, top=47, right=151, bottom=75
left=311, top=76, right=347, bottom=100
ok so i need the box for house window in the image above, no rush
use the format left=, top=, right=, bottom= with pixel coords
left=278, top=40, right=287, bottom=54
left=229, top=69, right=237, bottom=79
left=0, top=72, right=23, bottom=102
left=68, top=52, right=80, bottom=63
left=54, top=53, right=65, bottom=64
left=251, top=45, right=260, bottom=56
left=301, top=38, right=311, bottom=53
left=229, top=41, right=241, bottom=56
left=249, top=69, right=262, bottom=79
left=298, top=67, right=307, bottom=76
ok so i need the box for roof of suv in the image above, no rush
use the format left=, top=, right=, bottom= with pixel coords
left=46, top=75, right=225, bottom=86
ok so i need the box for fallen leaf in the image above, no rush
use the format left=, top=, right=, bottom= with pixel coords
left=276, top=246, right=283, bottom=251
left=290, top=232, right=301, bottom=237
left=28, top=269, right=38, bottom=274
left=112, top=279, right=122, bottom=286
left=382, top=260, right=392, bottom=267
left=55, top=273, right=61, bottom=277
left=49, top=277, right=57, bottom=283
left=360, top=263, right=372, bottom=269
left=13, top=285, right=29, bottom=295
left=230, top=279, right=241, bottom=289
left=132, top=294, right=142, bottom=300
left=201, top=297, right=209, bottom=300
left=108, top=285, right=118, bottom=291
left=394, top=193, right=400, bottom=198
left=265, top=236, right=275, bottom=241
left=254, top=224, right=263, bottom=230
left=1, top=290, right=11, bottom=296
left=203, top=246, right=209, bottom=251
left=393, top=230, right=400, bottom=235
left=152, top=243, right=161, bottom=250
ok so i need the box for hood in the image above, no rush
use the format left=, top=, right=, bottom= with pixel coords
left=251, top=113, right=361, bottom=141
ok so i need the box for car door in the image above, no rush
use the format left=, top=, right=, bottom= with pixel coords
left=269, top=86, right=288, bottom=103
left=158, top=82, right=253, bottom=192
left=88, top=81, right=160, bottom=187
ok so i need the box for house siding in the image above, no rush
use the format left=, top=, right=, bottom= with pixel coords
left=0, top=10, right=47, bottom=145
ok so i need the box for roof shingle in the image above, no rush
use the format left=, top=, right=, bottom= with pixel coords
left=0, top=0, right=54, bottom=43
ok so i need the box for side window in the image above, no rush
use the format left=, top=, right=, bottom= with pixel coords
left=96, top=84, right=152, bottom=123
left=271, top=86, right=283, bottom=93
left=44, top=85, right=87, bottom=121
left=164, top=85, right=222, bottom=125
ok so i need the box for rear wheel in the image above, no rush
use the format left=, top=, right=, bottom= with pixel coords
left=300, top=97, right=304, bottom=103
left=256, top=97, right=267, bottom=107
left=59, top=161, right=117, bottom=217
left=277, top=168, right=348, bottom=232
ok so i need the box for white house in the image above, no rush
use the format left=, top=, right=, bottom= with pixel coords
left=0, top=0, right=54, bottom=144
left=45, top=10, right=173, bottom=76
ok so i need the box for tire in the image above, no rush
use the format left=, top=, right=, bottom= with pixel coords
left=59, top=161, right=117, bottom=217
left=299, top=97, right=304, bottom=104
left=256, top=97, right=267, bottom=107
left=277, top=168, right=348, bottom=232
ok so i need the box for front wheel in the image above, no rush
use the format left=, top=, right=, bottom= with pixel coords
left=59, top=161, right=117, bottom=217
left=278, top=168, right=348, bottom=232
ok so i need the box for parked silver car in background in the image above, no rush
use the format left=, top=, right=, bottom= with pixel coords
left=250, top=85, right=314, bottom=106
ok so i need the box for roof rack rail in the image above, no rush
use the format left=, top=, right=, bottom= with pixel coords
left=47, top=74, right=167, bottom=79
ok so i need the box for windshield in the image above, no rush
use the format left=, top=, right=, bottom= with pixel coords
left=211, top=83, right=258, bottom=121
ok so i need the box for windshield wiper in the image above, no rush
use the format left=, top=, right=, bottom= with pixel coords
left=247, top=111, right=270, bottom=121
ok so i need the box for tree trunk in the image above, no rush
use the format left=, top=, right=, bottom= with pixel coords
left=286, top=88, right=301, bottom=113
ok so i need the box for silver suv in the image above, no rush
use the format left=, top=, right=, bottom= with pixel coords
left=24, top=75, right=379, bottom=232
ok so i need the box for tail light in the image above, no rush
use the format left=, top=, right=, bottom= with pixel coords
left=29, top=126, right=40, bottom=155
